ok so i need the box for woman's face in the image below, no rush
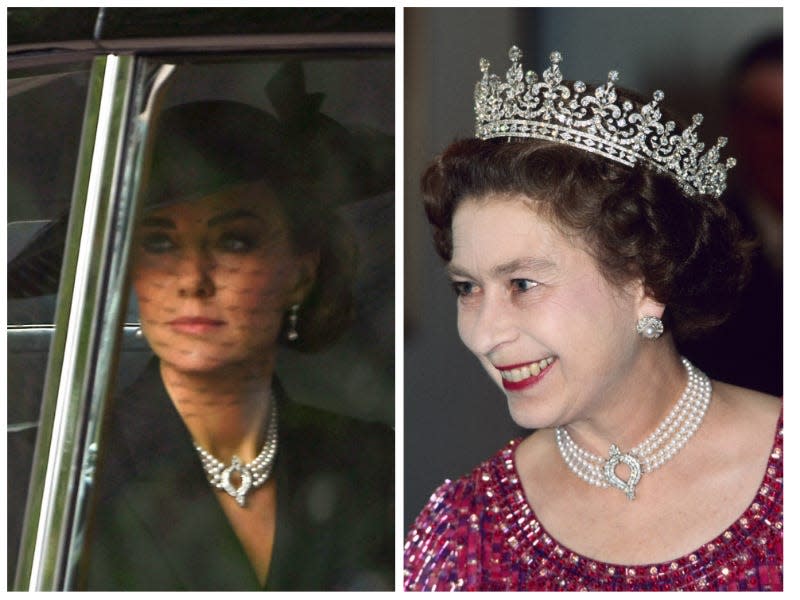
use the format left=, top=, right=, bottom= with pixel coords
left=449, top=194, right=652, bottom=430
left=132, top=182, right=316, bottom=375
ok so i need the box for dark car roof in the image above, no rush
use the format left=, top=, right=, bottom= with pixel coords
left=8, top=7, right=394, bottom=55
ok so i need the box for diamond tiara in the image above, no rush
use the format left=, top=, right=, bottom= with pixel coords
left=474, top=46, right=736, bottom=198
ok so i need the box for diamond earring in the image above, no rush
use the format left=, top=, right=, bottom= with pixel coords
left=636, top=316, right=664, bottom=340
left=286, top=304, right=300, bottom=341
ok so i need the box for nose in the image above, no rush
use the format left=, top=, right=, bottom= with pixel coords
left=458, top=288, right=518, bottom=357
left=176, top=247, right=216, bottom=298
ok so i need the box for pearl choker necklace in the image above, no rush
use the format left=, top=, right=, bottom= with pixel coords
left=555, top=357, right=711, bottom=500
left=195, top=401, right=278, bottom=507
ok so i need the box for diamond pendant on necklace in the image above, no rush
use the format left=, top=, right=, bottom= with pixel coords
left=218, top=455, right=254, bottom=506
left=603, top=445, right=642, bottom=500
left=195, top=400, right=278, bottom=507
left=555, top=357, right=711, bottom=500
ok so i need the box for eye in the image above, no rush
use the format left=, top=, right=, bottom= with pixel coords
left=511, top=279, right=538, bottom=293
left=140, top=232, right=176, bottom=254
left=451, top=280, right=478, bottom=297
left=217, top=232, right=257, bottom=253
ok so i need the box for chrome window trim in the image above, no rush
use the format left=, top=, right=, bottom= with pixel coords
left=60, top=62, right=177, bottom=589
left=15, top=54, right=137, bottom=591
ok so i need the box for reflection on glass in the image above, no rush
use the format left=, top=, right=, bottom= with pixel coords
left=84, top=57, right=394, bottom=590
left=7, top=63, right=93, bottom=586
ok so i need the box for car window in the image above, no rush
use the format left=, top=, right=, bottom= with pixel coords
left=81, top=51, right=395, bottom=590
left=114, top=51, right=395, bottom=418
left=7, top=60, right=94, bottom=585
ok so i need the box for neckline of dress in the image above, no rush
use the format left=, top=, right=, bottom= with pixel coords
left=492, top=410, right=782, bottom=579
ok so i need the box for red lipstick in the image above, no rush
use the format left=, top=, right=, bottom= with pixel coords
left=497, top=359, right=555, bottom=391
left=494, top=361, right=536, bottom=370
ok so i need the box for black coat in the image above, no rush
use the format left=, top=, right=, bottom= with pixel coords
left=84, top=360, right=393, bottom=590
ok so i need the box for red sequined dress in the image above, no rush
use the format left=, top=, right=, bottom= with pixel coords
left=404, top=414, right=782, bottom=591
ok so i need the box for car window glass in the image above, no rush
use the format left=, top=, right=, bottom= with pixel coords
left=7, top=61, right=94, bottom=585
left=82, top=52, right=394, bottom=590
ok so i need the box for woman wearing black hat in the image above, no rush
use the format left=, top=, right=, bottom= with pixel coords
left=84, top=64, right=393, bottom=591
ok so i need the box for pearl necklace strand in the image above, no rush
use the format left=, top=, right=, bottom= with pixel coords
left=555, top=357, right=711, bottom=500
left=195, top=400, right=278, bottom=507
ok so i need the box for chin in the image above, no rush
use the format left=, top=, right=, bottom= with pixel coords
left=148, top=339, right=235, bottom=374
left=145, top=328, right=278, bottom=375
left=505, top=393, right=559, bottom=431
left=158, top=352, right=234, bottom=375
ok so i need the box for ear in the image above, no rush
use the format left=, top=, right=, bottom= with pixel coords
left=631, top=279, right=665, bottom=321
left=288, top=250, right=320, bottom=305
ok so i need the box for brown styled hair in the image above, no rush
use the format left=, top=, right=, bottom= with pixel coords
left=421, top=137, right=753, bottom=340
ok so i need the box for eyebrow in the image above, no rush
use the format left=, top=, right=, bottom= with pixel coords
left=207, top=209, right=265, bottom=228
left=447, top=257, right=557, bottom=279
left=139, top=216, right=175, bottom=229
left=139, top=209, right=265, bottom=229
